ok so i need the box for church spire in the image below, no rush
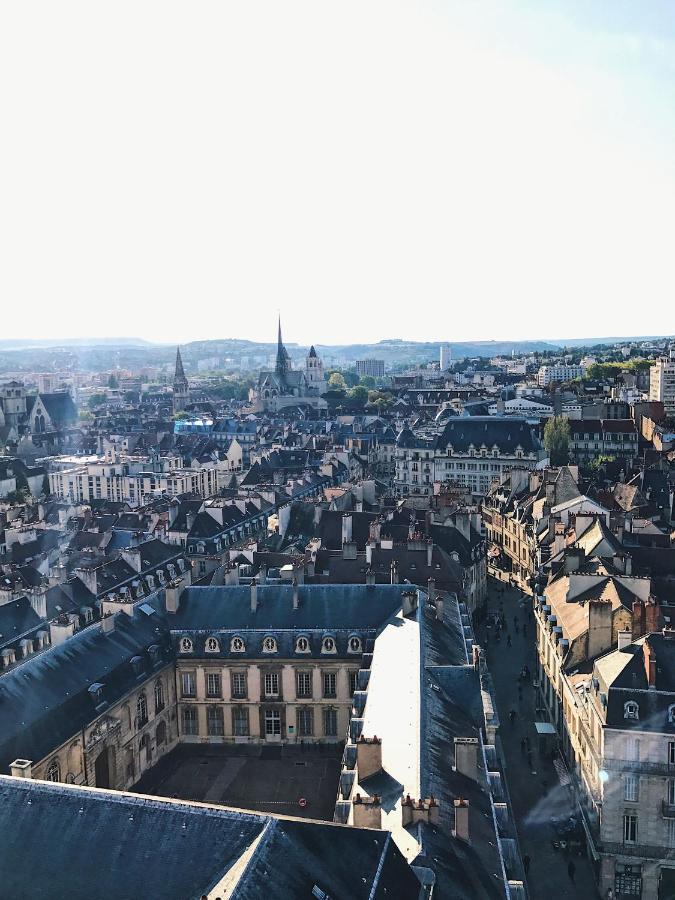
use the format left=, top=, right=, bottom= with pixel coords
left=173, top=346, right=189, bottom=414
left=275, top=315, right=290, bottom=380
left=174, top=347, right=187, bottom=385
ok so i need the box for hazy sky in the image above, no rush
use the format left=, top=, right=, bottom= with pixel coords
left=2, top=1, right=674, bottom=346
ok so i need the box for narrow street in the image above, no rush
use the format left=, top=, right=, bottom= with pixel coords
left=481, top=578, right=600, bottom=899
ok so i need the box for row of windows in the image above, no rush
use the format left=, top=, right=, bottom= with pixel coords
left=181, top=706, right=340, bottom=738
left=179, top=634, right=361, bottom=655
left=181, top=670, right=349, bottom=699
left=624, top=700, right=675, bottom=723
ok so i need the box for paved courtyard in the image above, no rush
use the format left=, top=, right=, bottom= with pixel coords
left=481, top=578, right=600, bottom=899
left=133, top=743, right=343, bottom=821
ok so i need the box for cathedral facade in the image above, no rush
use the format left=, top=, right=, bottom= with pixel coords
left=249, top=319, right=327, bottom=412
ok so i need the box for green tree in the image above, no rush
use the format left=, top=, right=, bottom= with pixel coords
left=360, top=375, right=376, bottom=389
left=107, top=374, right=119, bottom=388
left=328, top=372, right=347, bottom=391
left=88, top=393, right=106, bottom=409
left=544, top=416, right=571, bottom=466
left=347, top=385, right=369, bottom=405
left=173, top=411, right=189, bottom=421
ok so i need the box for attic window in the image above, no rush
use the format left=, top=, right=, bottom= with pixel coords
left=130, top=656, right=144, bottom=676
left=669, top=705, right=675, bottom=725
left=348, top=636, right=362, bottom=654
left=296, top=636, right=310, bottom=653
left=205, top=637, right=220, bottom=653
left=231, top=636, right=245, bottom=653
left=263, top=636, right=277, bottom=653
left=624, top=701, right=639, bottom=720
left=322, top=636, right=336, bottom=654
left=180, top=637, right=193, bottom=653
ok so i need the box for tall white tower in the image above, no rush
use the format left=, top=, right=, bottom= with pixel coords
left=439, top=344, right=452, bottom=371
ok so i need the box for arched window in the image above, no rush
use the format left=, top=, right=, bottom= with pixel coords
left=322, top=636, right=336, bottom=654
left=263, top=636, right=277, bottom=653
left=295, top=636, right=310, bottom=653
left=231, top=636, right=245, bottom=653
left=137, top=692, right=148, bottom=727
left=206, top=637, right=220, bottom=653
left=46, top=759, right=60, bottom=782
left=180, top=637, right=193, bottom=653
left=668, top=704, right=675, bottom=725
left=156, top=720, right=167, bottom=746
left=624, top=701, right=639, bottom=721
left=154, top=680, right=164, bottom=714
left=348, top=635, right=362, bottom=654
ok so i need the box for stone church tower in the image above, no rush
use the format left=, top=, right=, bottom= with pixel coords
left=173, top=347, right=189, bottom=414
left=305, top=346, right=324, bottom=394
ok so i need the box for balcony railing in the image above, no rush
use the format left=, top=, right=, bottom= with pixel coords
left=603, top=758, right=675, bottom=777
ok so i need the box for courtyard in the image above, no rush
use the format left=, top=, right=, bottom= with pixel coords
left=133, top=742, right=344, bottom=822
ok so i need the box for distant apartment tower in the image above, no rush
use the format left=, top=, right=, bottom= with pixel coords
left=356, top=359, right=385, bottom=378
left=439, top=344, right=452, bottom=371
left=650, top=348, right=675, bottom=415
left=537, top=364, right=583, bottom=387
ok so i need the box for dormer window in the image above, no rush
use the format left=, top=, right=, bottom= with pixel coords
left=322, top=636, right=336, bottom=654
left=180, top=637, right=193, bottom=654
left=157, top=570, right=165, bottom=584
left=231, top=636, right=245, bottom=653
left=668, top=704, right=675, bottom=725
left=130, top=655, right=144, bottom=676
left=296, top=636, right=310, bottom=654
left=624, top=701, right=639, bottom=720
left=263, top=636, right=277, bottom=653
left=205, top=637, right=220, bottom=653
left=348, top=636, right=362, bottom=654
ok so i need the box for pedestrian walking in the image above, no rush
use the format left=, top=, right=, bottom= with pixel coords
left=523, top=855, right=530, bottom=875
left=567, top=860, right=575, bottom=883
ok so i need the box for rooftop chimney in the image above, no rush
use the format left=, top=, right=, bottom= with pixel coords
left=644, top=639, right=657, bottom=689
left=426, top=540, right=433, bottom=567
left=366, top=568, right=376, bottom=586
left=427, top=578, right=436, bottom=603
left=101, top=612, right=116, bottom=634
left=617, top=630, right=632, bottom=651
left=292, top=577, right=299, bottom=610
left=390, top=561, right=399, bottom=585
left=453, top=799, right=470, bottom=842
left=356, top=735, right=382, bottom=780
left=402, top=590, right=418, bottom=617
left=632, top=599, right=646, bottom=641
left=454, top=737, right=479, bottom=781
left=342, top=513, right=353, bottom=546
left=251, top=579, right=258, bottom=613
left=10, top=759, right=33, bottom=779
left=165, top=578, right=185, bottom=614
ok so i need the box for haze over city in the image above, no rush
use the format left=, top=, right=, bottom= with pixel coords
left=2, top=0, right=675, bottom=345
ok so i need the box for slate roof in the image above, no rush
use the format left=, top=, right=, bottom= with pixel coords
left=39, top=391, right=78, bottom=426
left=0, top=610, right=172, bottom=774
left=436, top=417, right=540, bottom=454
left=0, top=777, right=266, bottom=900
left=233, top=819, right=420, bottom=900
left=170, top=584, right=408, bottom=646
left=0, top=597, right=43, bottom=651
left=0, top=776, right=420, bottom=900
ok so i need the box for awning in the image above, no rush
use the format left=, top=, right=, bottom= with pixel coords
left=534, top=722, right=556, bottom=735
